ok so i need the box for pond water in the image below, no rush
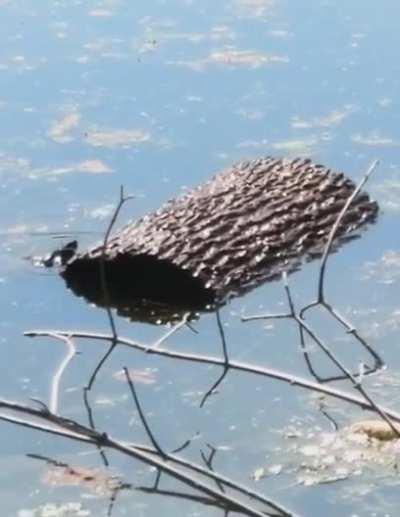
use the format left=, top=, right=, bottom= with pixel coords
left=1, top=0, right=400, bottom=515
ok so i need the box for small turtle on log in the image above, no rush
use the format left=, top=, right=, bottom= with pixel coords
left=60, top=157, right=378, bottom=321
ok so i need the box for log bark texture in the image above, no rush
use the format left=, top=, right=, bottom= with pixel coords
left=62, top=157, right=378, bottom=318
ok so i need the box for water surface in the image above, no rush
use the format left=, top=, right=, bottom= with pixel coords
left=1, top=0, right=400, bottom=515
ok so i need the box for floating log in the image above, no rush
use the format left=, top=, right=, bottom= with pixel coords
left=61, top=157, right=378, bottom=322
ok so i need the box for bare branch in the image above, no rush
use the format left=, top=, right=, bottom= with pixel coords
left=146, top=312, right=190, bottom=352
left=99, top=186, right=134, bottom=339
left=245, top=273, right=400, bottom=438
left=297, top=160, right=384, bottom=373
left=0, top=399, right=293, bottom=517
left=33, top=332, right=76, bottom=415
left=171, top=437, right=193, bottom=454
left=317, top=159, right=379, bottom=303
left=24, top=329, right=400, bottom=422
left=92, top=186, right=134, bottom=388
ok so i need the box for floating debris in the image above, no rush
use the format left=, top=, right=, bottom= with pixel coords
left=349, top=420, right=400, bottom=441
left=58, top=156, right=378, bottom=322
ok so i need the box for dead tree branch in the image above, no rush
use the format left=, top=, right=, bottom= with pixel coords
left=44, top=332, right=76, bottom=414
left=0, top=398, right=294, bottom=517
left=300, top=160, right=383, bottom=372
left=24, top=329, right=400, bottom=422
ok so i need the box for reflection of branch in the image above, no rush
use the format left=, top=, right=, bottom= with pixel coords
left=300, top=301, right=383, bottom=378
left=82, top=386, right=109, bottom=467
left=282, top=272, right=364, bottom=382
left=242, top=293, right=380, bottom=384
left=124, top=367, right=166, bottom=458
left=185, top=321, right=199, bottom=334
left=28, top=453, right=131, bottom=517
left=82, top=187, right=133, bottom=464
left=171, top=434, right=197, bottom=454
left=296, top=315, right=324, bottom=382
left=25, top=329, right=400, bottom=422
left=300, top=160, right=383, bottom=375
left=0, top=399, right=292, bottom=517
left=317, top=399, right=339, bottom=432
left=244, top=161, right=383, bottom=384
left=134, top=444, right=294, bottom=516
left=200, top=310, right=230, bottom=407
left=153, top=469, right=161, bottom=490
left=135, top=485, right=229, bottom=511
left=100, top=186, right=134, bottom=340
left=245, top=273, right=400, bottom=437
left=297, top=325, right=398, bottom=435
left=242, top=162, right=382, bottom=382
left=18, top=162, right=388, bottom=517
left=86, top=187, right=134, bottom=392
left=86, top=344, right=115, bottom=392
left=107, top=486, right=125, bottom=517
left=201, top=444, right=225, bottom=493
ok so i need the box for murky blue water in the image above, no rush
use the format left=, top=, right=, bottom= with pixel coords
left=1, top=0, right=400, bottom=515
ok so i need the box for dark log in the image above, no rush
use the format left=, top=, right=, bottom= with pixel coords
left=61, top=157, right=378, bottom=322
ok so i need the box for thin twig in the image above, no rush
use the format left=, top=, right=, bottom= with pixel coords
left=185, top=321, right=199, bottom=334
left=82, top=186, right=133, bottom=462
left=146, top=312, right=190, bottom=352
left=245, top=161, right=383, bottom=381
left=45, top=332, right=76, bottom=414
left=82, top=386, right=109, bottom=466
left=242, top=310, right=326, bottom=382
left=0, top=401, right=294, bottom=517
left=298, top=300, right=384, bottom=378
left=24, top=330, right=400, bottom=422
left=201, top=444, right=225, bottom=493
left=135, top=485, right=226, bottom=509
left=26, top=452, right=245, bottom=516
left=298, top=160, right=384, bottom=372
left=319, top=302, right=383, bottom=369
left=99, top=185, right=134, bottom=340
left=171, top=437, right=194, bottom=454
left=153, top=469, right=161, bottom=490
left=317, top=159, right=379, bottom=303
left=88, top=186, right=134, bottom=389
left=281, top=274, right=399, bottom=437
left=28, top=452, right=129, bottom=507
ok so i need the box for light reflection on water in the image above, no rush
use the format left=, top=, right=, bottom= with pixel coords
left=1, top=0, right=400, bottom=515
